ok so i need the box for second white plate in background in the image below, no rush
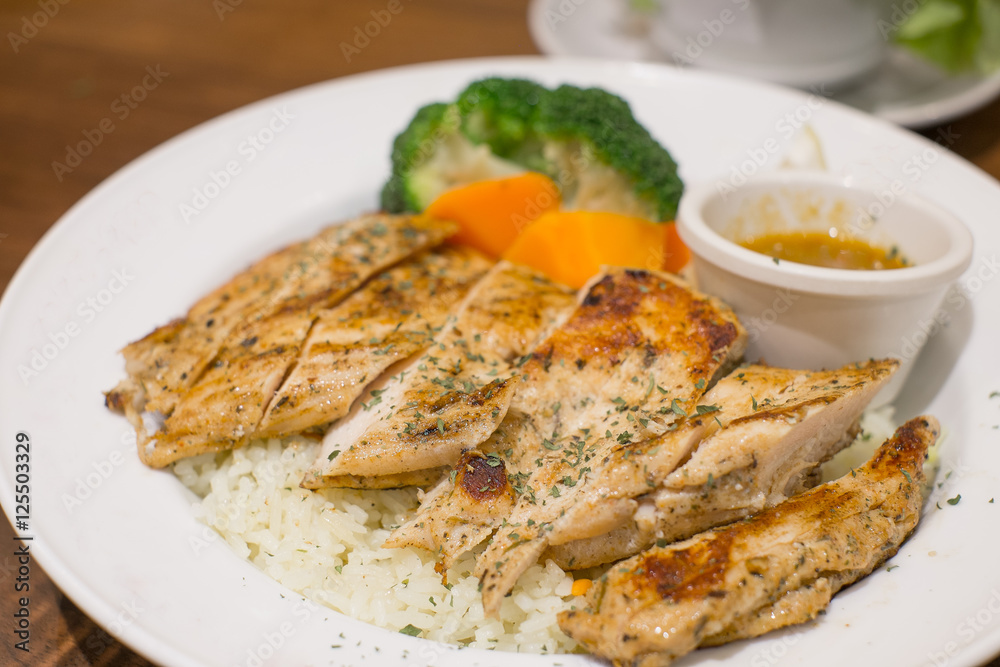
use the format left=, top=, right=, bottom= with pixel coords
left=528, top=0, right=1000, bottom=127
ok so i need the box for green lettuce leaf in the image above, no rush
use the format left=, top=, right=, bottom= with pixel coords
left=895, top=0, right=1000, bottom=74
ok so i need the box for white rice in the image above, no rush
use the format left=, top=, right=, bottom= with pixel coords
left=173, top=407, right=918, bottom=654
left=173, top=437, right=584, bottom=654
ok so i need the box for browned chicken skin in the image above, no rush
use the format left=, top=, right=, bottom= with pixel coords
left=544, top=359, right=898, bottom=570
left=303, top=261, right=576, bottom=489
left=558, top=416, right=937, bottom=667
left=106, top=214, right=457, bottom=467
left=388, top=267, right=748, bottom=608
left=256, top=245, right=492, bottom=437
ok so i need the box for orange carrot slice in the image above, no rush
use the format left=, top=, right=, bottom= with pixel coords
left=423, top=173, right=561, bottom=258
left=503, top=210, right=668, bottom=288
left=663, top=222, right=691, bottom=273
left=571, top=579, right=593, bottom=596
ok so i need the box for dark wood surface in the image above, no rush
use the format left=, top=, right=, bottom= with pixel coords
left=1, top=1, right=998, bottom=665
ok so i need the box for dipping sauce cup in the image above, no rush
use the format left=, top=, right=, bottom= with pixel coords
left=677, top=172, right=974, bottom=406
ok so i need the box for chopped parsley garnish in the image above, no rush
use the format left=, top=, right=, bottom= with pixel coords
left=947, top=494, right=962, bottom=506
left=399, top=624, right=422, bottom=637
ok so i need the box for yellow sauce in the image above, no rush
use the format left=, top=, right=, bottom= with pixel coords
left=740, top=231, right=908, bottom=270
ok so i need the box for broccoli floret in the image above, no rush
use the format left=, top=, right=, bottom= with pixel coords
left=380, top=102, right=450, bottom=213
left=456, top=78, right=548, bottom=170
left=380, top=77, right=683, bottom=221
left=380, top=100, right=523, bottom=213
left=536, top=84, right=683, bottom=222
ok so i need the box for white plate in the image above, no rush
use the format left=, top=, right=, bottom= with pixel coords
left=528, top=0, right=1000, bottom=128
left=2, top=57, right=1000, bottom=667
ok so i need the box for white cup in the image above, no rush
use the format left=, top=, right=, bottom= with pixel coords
left=676, top=172, right=974, bottom=407
left=652, top=0, right=893, bottom=90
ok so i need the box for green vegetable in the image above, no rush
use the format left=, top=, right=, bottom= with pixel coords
left=381, top=102, right=521, bottom=213
left=399, top=623, right=422, bottom=637
left=457, top=78, right=549, bottom=168
left=894, top=0, right=1000, bottom=74
left=380, top=77, right=684, bottom=221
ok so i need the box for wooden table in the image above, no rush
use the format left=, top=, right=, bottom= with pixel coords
left=1, top=2, right=998, bottom=665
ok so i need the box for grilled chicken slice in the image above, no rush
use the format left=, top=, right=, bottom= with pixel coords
left=317, top=467, right=449, bottom=490
left=109, top=214, right=453, bottom=422
left=545, top=359, right=898, bottom=569
left=558, top=416, right=937, bottom=667
left=256, top=245, right=492, bottom=437
left=112, top=215, right=457, bottom=467
left=144, top=246, right=486, bottom=467
left=388, top=268, right=747, bottom=603
left=382, top=415, right=528, bottom=569
left=302, top=262, right=576, bottom=488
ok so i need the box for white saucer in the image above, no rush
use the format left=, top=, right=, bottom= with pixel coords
left=528, top=0, right=1000, bottom=128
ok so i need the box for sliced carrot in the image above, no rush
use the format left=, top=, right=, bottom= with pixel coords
left=503, top=210, right=668, bottom=289
left=422, top=173, right=561, bottom=258
left=663, top=221, right=691, bottom=274
left=571, top=579, right=593, bottom=596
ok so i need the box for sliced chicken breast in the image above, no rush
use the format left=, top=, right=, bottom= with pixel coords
left=558, top=416, right=937, bottom=667
left=302, top=262, right=576, bottom=488
left=545, top=359, right=898, bottom=569
left=110, top=214, right=456, bottom=467
left=387, top=268, right=747, bottom=608
left=257, top=245, right=492, bottom=437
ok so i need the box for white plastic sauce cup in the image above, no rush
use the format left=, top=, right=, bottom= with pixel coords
left=677, top=172, right=974, bottom=406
